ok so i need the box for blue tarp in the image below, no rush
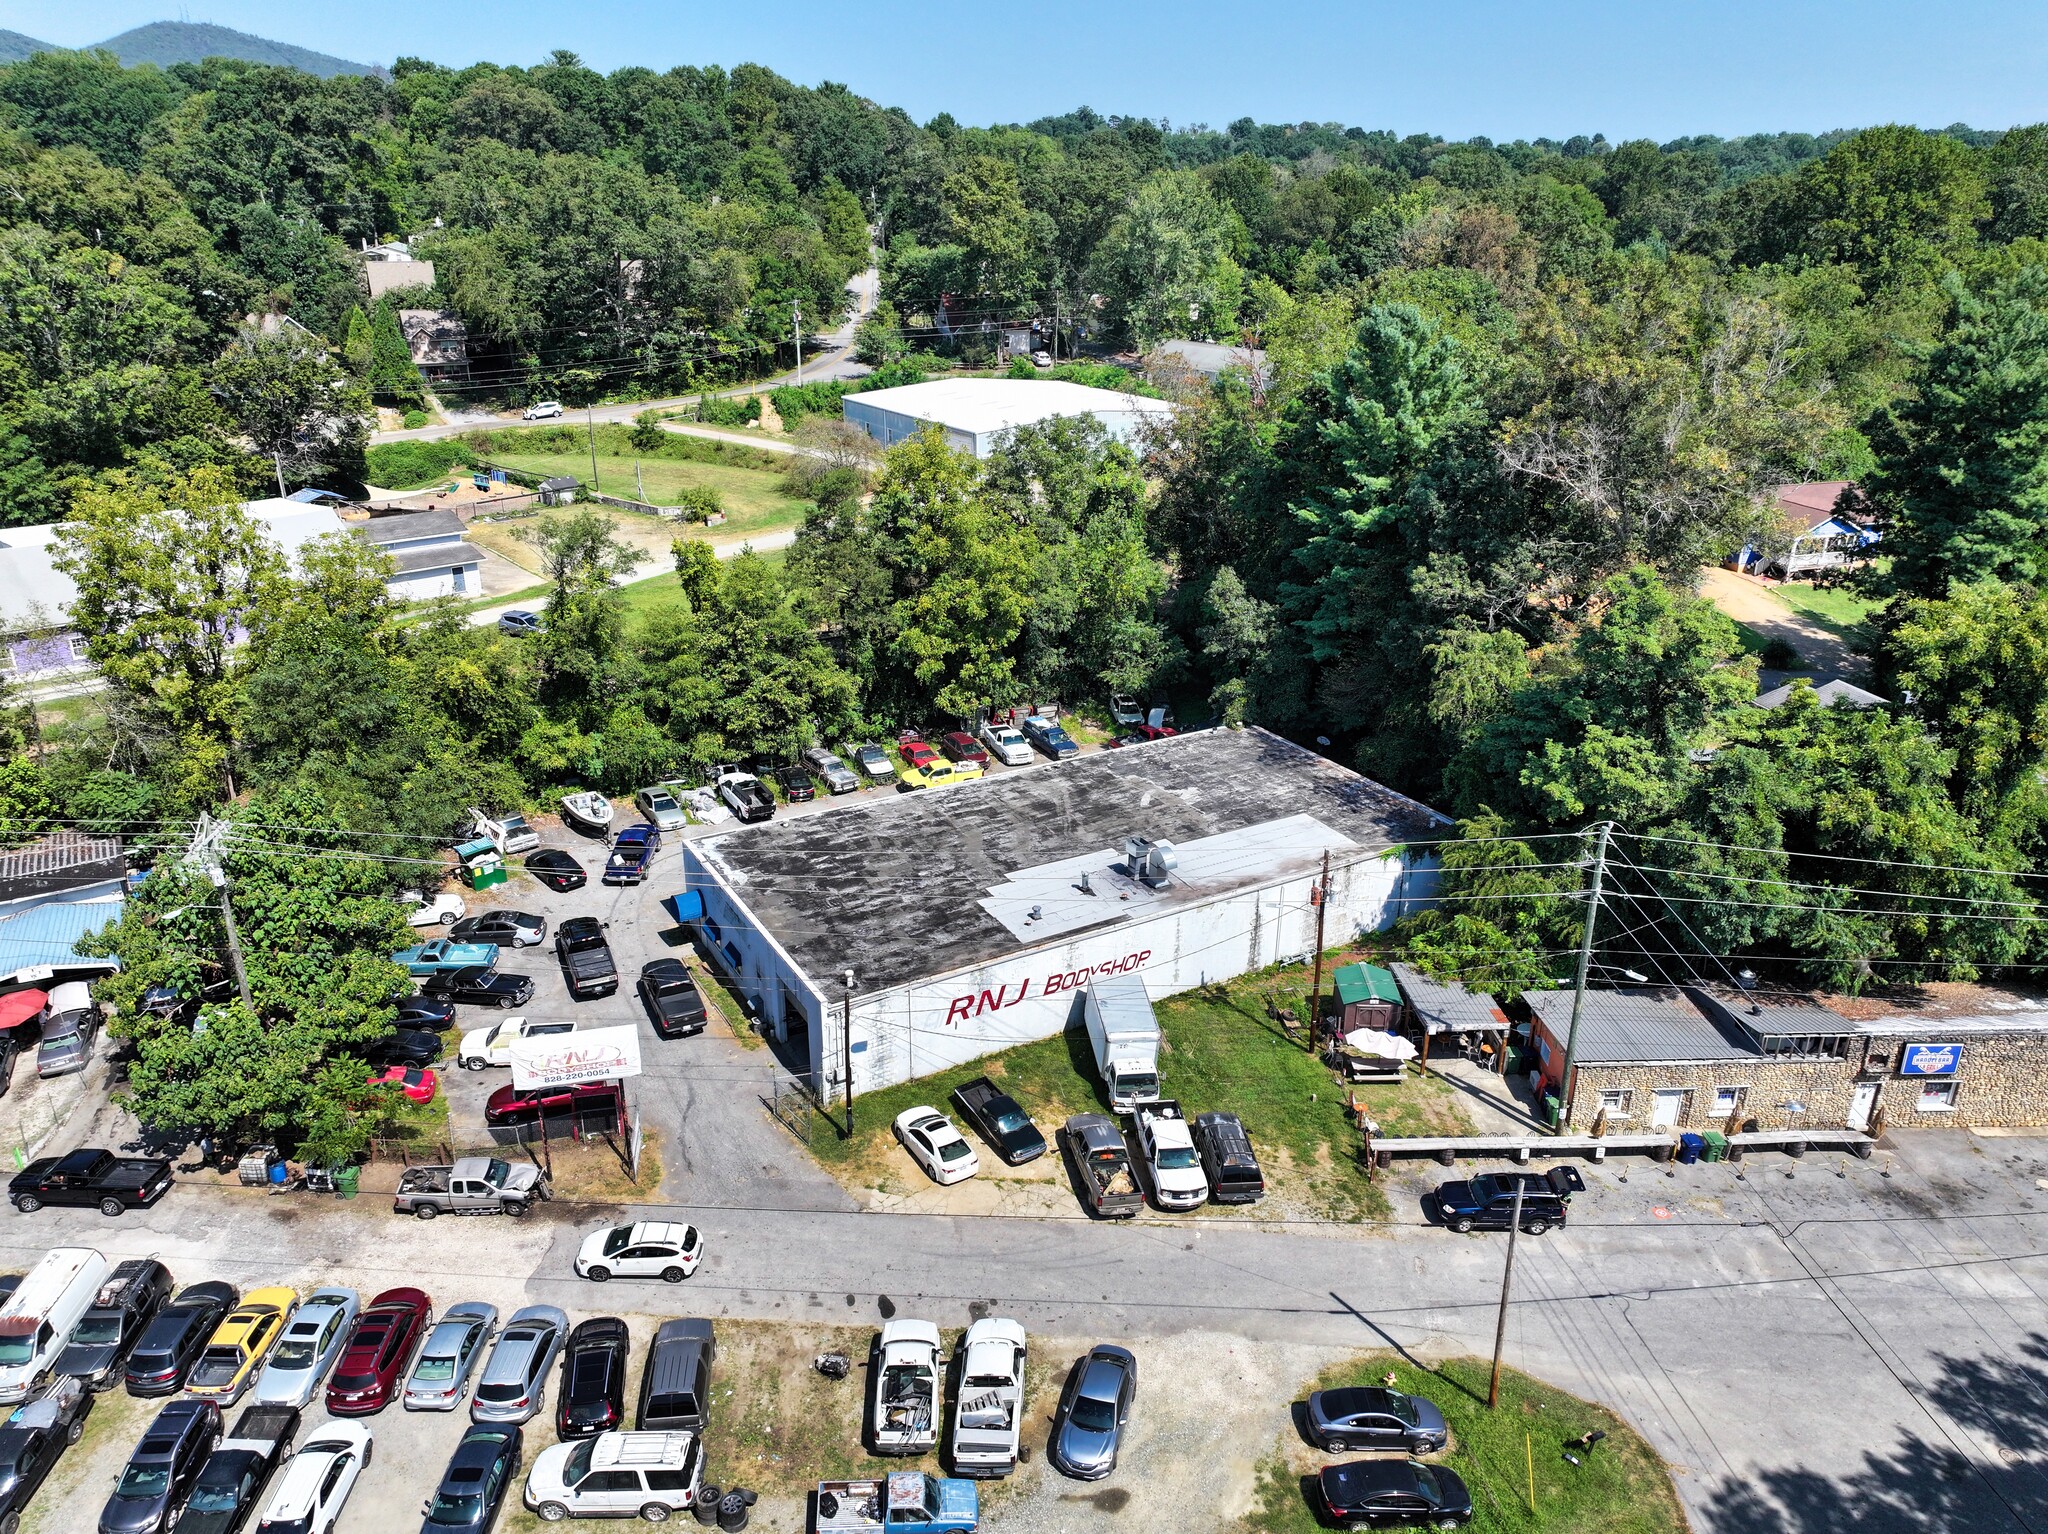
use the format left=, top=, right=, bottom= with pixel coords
left=0, top=898, right=123, bottom=981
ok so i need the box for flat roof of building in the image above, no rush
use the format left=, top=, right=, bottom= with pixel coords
left=690, top=727, right=1447, bottom=996
left=383, top=542, right=483, bottom=575
left=356, top=509, right=465, bottom=545
left=1525, top=987, right=1758, bottom=1064
left=844, top=378, right=1176, bottom=437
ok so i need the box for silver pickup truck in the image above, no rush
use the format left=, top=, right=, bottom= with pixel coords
left=392, top=1156, right=548, bottom=1219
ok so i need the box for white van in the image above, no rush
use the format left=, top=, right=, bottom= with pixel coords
left=0, top=1246, right=108, bottom=1402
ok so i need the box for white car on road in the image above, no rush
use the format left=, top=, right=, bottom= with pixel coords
left=574, top=1222, right=705, bottom=1283
left=977, top=720, right=1034, bottom=767
left=256, top=1419, right=370, bottom=1532
left=457, top=1016, right=575, bottom=1070
left=894, top=1107, right=981, bottom=1185
left=523, top=400, right=564, bottom=420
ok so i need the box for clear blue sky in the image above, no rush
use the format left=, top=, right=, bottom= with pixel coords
left=9, top=0, right=2048, bottom=141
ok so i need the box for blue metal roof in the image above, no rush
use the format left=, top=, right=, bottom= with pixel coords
left=0, top=899, right=123, bottom=981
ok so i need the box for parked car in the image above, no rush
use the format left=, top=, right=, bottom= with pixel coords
left=362, top=1029, right=443, bottom=1069
left=1108, top=695, right=1143, bottom=727
left=10, top=1147, right=173, bottom=1217
left=369, top=1066, right=439, bottom=1105
left=1032, top=349, right=1052, bottom=368
left=484, top=1080, right=621, bottom=1130
left=637, top=1320, right=714, bottom=1433
left=1191, top=1111, right=1265, bottom=1204
left=940, top=731, right=990, bottom=767
left=420, top=966, right=534, bottom=1010
left=1060, top=1114, right=1143, bottom=1218
left=127, top=1283, right=238, bottom=1397
left=948, top=1318, right=1026, bottom=1479
left=603, top=825, right=660, bottom=885
left=772, top=764, right=817, bottom=802
left=253, top=1419, right=369, bottom=1534
left=36, top=981, right=101, bottom=1078
left=573, top=1222, right=704, bottom=1283
left=803, top=747, right=861, bottom=794
left=394, top=939, right=500, bottom=977
left=1305, top=1386, right=1449, bottom=1455
left=524, top=849, right=586, bottom=892
left=900, top=760, right=983, bottom=791
left=98, top=1397, right=219, bottom=1534
left=951, top=1079, right=1046, bottom=1165
left=714, top=768, right=776, bottom=823
left=524, top=1430, right=705, bottom=1523
left=405, top=1303, right=498, bottom=1412
left=556, top=1317, right=628, bottom=1439
left=633, top=786, right=689, bottom=832
left=472, top=1306, right=568, bottom=1426
left=1021, top=715, right=1080, bottom=759
left=976, top=719, right=1034, bottom=767
left=0, top=1375, right=91, bottom=1529
left=637, top=959, right=706, bottom=1039
left=56, top=1259, right=175, bottom=1390
left=555, top=916, right=619, bottom=1000
left=868, top=1321, right=941, bottom=1456
left=1049, top=1346, right=1136, bottom=1481
left=1431, top=1167, right=1582, bottom=1235
left=181, top=1403, right=297, bottom=1534
left=395, top=996, right=458, bottom=1031
left=393, top=1158, right=546, bottom=1220
left=898, top=738, right=940, bottom=771
left=457, top=1016, right=573, bottom=1071
left=185, top=1288, right=298, bottom=1405
left=522, top=401, right=564, bottom=420
left=402, top=891, right=467, bottom=929
left=249, top=1288, right=359, bottom=1410
left=326, top=1287, right=432, bottom=1416
left=1131, top=1099, right=1208, bottom=1210
left=1316, top=1459, right=1472, bottom=1529
left=852, top=744, right=896, bottom=782
left=813, top=1471, right=975, bottom=1534
left=423, top=1424, right=522, bottom=1534
left=893, top=1107, right=980, bottom=1185
left=447, top=911, right=547, bottom=948
left=496, top=610, right=544, bottom=637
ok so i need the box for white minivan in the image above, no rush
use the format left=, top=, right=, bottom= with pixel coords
left=0, top=1246, right=108, bottom=1402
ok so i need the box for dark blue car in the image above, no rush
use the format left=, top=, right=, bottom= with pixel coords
left=603, top=824, right=661, bottom=886
left=422, top=1424, right=522, bottom=1533
left=99, top=1397, right=219, bottom=1534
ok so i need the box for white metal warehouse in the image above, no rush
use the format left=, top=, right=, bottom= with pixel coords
left=842, top=378, right=1177, bottom=458
left=678, top=727, right=1450, bottom=1098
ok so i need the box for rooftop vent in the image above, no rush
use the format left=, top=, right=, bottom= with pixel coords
left=1123, top=836, right=1178, bottom=890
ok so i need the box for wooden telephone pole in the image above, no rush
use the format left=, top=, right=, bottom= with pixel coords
left=1305, top=850, right=1331, bottom=1052
left=1488, top=1177, right=1528, bottom=1408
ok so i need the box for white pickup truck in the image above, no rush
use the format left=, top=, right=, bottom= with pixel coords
left=976, top=719, right=1034, bottom=767
left=1132, top=1099, right=1210, bottom=1209
left=947, top=1318, right=1026, bottom=1478
left=456, top=1015, right=575, bottom=1071
left=868, top=1320, right=942, bottom=1456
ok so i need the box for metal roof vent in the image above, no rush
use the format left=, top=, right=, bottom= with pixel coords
left=1123, top=836, right=1178, bottom=889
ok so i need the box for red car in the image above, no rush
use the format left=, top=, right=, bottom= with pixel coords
left=325, top=1287, right=432, bottom=1415
left=900, top=739, right=939, bottom=771
left=368, top=1065, right=439, bottom=1104
left=485, top=1079, right=622, bottom=1128
left=940, top=731, right=990, bottom=766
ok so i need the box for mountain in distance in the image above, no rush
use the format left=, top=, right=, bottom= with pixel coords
left=0, top=29, right=52, bottom=63
left=90, top=21, right=373, bottom=77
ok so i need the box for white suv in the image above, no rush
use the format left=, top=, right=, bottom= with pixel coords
left=978, top=720, right=1034, bottom=767
left=522, top=400, right=564, bottom=420
left=526, top=1430, right=703, bottom=1522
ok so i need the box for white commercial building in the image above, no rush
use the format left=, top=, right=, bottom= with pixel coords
left=678, top=727, right=1450, bottom=1097
left=842, top=378, right=1177, bottom=459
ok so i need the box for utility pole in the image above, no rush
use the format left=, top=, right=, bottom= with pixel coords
left=586, top=406, right=600, bottom=494
left=1487, top=1177, right=1528, bottom=1408
left=1558, top=821, right=1615, bottom=1134
left=191, top=814, right=252, bottom=1009
left=793, top=300, right=803, bottom=384
left=1305, top=850, right=1331, bottom=1053
left=841, top=970, right=857, bottom=1136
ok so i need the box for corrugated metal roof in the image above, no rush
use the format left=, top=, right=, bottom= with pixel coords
left=1332, top=962, right=1400, bottom=1006
left=1687, top=984, right=1851, bottom=1039
left=1390, top=963, right=1509, bottom=1033
left=384, top=542, right=482, bottom=575
left=845, top=378, right=1176, bottom=437
left=1524, top=987, right=1756, bottom=1063
left=0, top=899, right=123, bottom=982
left=0, top=834, right=123, bottom=906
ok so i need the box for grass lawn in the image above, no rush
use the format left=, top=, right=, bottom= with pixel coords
left=809, top=956, right=1468, bottom=1221
left=1774, top=579, right=1880, bottom=643
left=1247, top=1353, right=1684, bottom=1534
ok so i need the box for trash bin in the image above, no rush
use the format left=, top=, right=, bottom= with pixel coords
left=334, top=1165, right=361, bottom=1200
left=1541, top=1093, right=1562, bottom=1127
left=1677, top=1132, right=1704, bottom=1165
left=1701, top=1130, right=1727, bottom=1163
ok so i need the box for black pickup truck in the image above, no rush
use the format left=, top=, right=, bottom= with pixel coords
left=952, top=1078, right=1047, bottom=1164
left=556, top=916, right=620, bottom=1000
left=10, top=1147, right=174, bottom=1216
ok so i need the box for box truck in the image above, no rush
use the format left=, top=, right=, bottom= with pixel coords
left=1083, top=976, right=1161, bottom=1110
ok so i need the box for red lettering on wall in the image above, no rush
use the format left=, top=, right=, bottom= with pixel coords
left=940, top=949, right=1154, bottom=1025
left=945, top=995, right=974, bottom=1026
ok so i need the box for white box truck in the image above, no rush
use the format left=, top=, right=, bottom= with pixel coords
left=1083, top=976, right=1161, bottom=1111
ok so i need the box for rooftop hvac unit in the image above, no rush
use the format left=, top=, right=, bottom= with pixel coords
left=1123, top=836, right=1178, bottom=889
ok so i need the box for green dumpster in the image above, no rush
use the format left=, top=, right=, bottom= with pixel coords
left=1701, top=1130, right=1728, bottom=1163
left=335, top=1165, right=360, bottom=1200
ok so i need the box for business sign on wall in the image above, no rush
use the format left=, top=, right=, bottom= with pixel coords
left=1899, top=1042, right=1963, bottom=1078
left=510, top=1024, right=643, bottom=1090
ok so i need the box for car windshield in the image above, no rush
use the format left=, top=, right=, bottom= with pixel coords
left=561, top=1437, right=597, bottom=1487
left=603, top=1227, right=632, bottom=1256
left=1070, top=1395, right=1117, bottom=1433
left=993, top=1111, right=1030, bottom=1135
left=187, top=1473, right=249, bottom=1514
left=938, top=1141, right=971, bottom=1162
left=1384, top=1394, right=1419, bottom=1426
left=1157, top=1147, right=1199, bottom=1170
left=116, top=1464, right=172, bottom=1497
left=270, top=1340, right=317, bottom=1369
left=71, top=1314, right=125, bottom=1346
left=0, top=1335, right=35, bottom=1367
left=427, top=1491, right=482, bottom=1522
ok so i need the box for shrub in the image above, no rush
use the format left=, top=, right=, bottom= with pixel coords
left=1760, top=637, right=1802, bottom=670
left=695, top=395, right=762, bottom=427
left=401, top=409, right=429, bottom=430
left=365, top=439, right=469, bottom=490
left=676, top=485, right=724, bottom=522
left=856, top=360, right=929, bottom=391
left=768, top=380, right=855, bottom=429
left=631, top=410, right=666, bottom=451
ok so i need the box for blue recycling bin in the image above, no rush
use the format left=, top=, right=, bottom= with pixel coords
left=1677, top=1132, right=1705, bottom=1165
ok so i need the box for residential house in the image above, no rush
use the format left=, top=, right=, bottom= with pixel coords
left=352, top=509, right=485, bottom=601
left=1731, top=482, right=1879, bottom=578
left=1753, top=678, right=1887, bottom=711
left=362, top=240, right=437, bottom=300
left=399, top=309, right=471, bottom=383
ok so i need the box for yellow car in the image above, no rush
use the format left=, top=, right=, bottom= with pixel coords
left=901, top=760, right=984, bottom=791
left=185, top=1286, right=298, bottom=1402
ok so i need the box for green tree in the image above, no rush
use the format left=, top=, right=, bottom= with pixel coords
left=1088, top=170, right=1240, bottom=346
left=367, top=297, right=425, bottom=409
left=1791, top=125, right=1990, bottom=292
left=1195, top=567, right=1274, bottom=725
left=519, top=508, right=646, bottom=705
left=210, top=325, right=371, bottom=496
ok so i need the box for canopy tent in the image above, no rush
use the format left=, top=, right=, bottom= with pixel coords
left=0, top=989, right=46, bottom=1029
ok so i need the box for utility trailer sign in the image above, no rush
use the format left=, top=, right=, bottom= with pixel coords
left=942, top=948, right=1153, bottom=1027
left=510, top=1024, right=643, bottom=1089
left=1899, top=1042, right=1962, bottom=1077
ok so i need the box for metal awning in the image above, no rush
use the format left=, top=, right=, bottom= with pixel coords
left=1390, top=963, right=1511, bottom=1034
left=0, top=989, right=45, bottom=1029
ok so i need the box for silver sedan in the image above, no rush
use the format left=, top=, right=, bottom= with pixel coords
left=404, top=1301, right=498, bottom=1411
left=249, top=1287, right=359, bottom=1409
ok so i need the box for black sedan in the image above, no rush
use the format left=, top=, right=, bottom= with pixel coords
left=421, top=967, right=535, bottom=1010
left=1050, top=1345, right=1136, bottom=1481
left=1306, top=1387, right=1448, bottom=1454
left=524, top=849, right=586, bottom=892
left=395, top=996, right=458, bottom=1032
left=951, top=1078, right=1046, bottom=1164
left=772, top=765, right=816, bottom=802
left=556, top=1318, right=628, bottom=1438
left=361, top=1029, right=443, bottom=1069
left=449, top=911, right=548, bottom=948
left=1317, top=1458, right=1472, bottom=1529
left=637, top=960, right=706, bottom=1039
left=423, top=1424, right=522, bottom=1534
left=0, top=1375, right=91, bottom=1528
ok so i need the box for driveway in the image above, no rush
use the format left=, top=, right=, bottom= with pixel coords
left=1699, top=566, right=1867, bottom=681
